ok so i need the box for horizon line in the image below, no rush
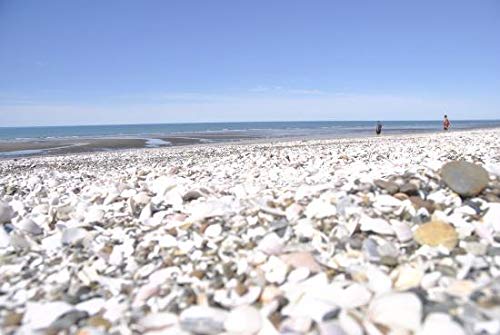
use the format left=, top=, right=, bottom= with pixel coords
left=1, top=118, right=500, bottom=128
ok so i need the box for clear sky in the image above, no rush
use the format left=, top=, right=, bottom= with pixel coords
left=0, top=0, right=499, bottom=126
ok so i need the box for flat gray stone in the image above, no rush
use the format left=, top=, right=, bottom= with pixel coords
left=441, top=161, right=489, bottom=197
left=374, top=179, right=399, bottom=195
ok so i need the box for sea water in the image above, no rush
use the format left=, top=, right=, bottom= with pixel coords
left=1, top=120, right=499, bottom=141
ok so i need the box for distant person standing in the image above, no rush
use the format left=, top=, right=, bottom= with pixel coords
left=375, top=121, right=383, bottom=135
left=443, top=115, right=451, bottom=131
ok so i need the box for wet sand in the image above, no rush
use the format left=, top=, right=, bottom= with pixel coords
left=0, top=133, right=258, bottom=158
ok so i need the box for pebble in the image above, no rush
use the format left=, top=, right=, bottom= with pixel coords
left=414, top=221, right=459, bottom=250
left=441, top=161, right=490, bottom=197
left=374, top=179, right=399, bottom=194
left=400, top=182, right=419, bottom=196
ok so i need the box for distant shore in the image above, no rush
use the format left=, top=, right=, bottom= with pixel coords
left=2, top=123, right=500, bottom=158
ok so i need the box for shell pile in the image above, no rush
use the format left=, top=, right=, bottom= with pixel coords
left=1, top=129, right=500, bottom=334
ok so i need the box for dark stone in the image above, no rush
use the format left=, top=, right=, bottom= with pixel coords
left=48, top=310, right=88, bottom=331
left=322, top=307, right=341, bottom=321
left=399, top=183, right=419, bottom=196
left=441, top=161, right=490, bottom=197
left=374, top=179, right=399, bottom=195
left=409, top=196, right=436, bottom=214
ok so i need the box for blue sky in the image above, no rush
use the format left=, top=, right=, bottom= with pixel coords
left=0, top=0, right=499, bottom=126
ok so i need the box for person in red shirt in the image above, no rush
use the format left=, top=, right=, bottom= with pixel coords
left=443, top=115, right=451, bottom=131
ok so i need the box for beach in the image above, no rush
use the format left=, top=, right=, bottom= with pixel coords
left=1, top=128, right=500, bottom=334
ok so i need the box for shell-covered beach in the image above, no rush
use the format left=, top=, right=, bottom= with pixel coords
left=1, top=129, right=500, bottom=334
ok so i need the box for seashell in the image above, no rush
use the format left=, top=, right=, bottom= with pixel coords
left=304, top=199, right=337, bottom=219
left=257, top=233, right=284, bottom=255
left=359, top=215, right=394, bottom=235
left=204, top=224, right=223, bottom=238
left=224, top=305, right=262, bottom=334
left=419, top=313, right=466, bottom=335
left=15, top=218, right=43, bottom=235
left=138, top=312, right=179, bottom=332
left=23, top=301, right=74, bottom=330
left=61, top=227, right=89, bottom=246
left=0, top=201, right=14, bottom=223
left=369, top=292, right=422, bottom=332
left=180, top=306, right=228, bottom=335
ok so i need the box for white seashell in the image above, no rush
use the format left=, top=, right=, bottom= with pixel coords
left=359, top=215, right=394, bottom=235
left=180, top=306, right=228, bottom=335
left=421, top=271, right=442, bottom=289
left=257, top=233, right=284, bottom=255
left=484, top=203, right=500, bottom=232
left=151, top=176, right=178, bottom=195
left=139, top=203, right=153, bottom=222
left=339, top=310, right=363, bottom=335
left=418, top=313, right=466, bottom=335
left=262, top=256, right=289, bottom=284
left=287, top=267, right=311, bottom=283
left=224, top=305, right=262, bottom=334
left=369, top=292, right=422, bottom=332
left=61, top=227, right=89, bottom=246
left=280, top=317, right=312, bottom=333
left=394, top=263, right=424, bottom=291
left=204, top=224, right=223, bottom=238
left=16, top=218, right=43, bottom=235
left=23, top=301, right=73, bottom=330
left=85, top=208, right=105, bottom=223
left=390, top=220, right=413, bottom=242
left=0, top=227, right=10, bottom=248
left=326, top=283, right=372, bottom=309
left=366, top=266, right=392, bottom=295
left=76, top=298, right=106, bottom=315
left=138, top=312, right=179, bottom=332
left=373, top=195, right=402, bottom=212
left=0, top=201, right=14, bottom=223
left=285, top=203, right=303, bottom=222
left=304, top=199, right=337, bottom=219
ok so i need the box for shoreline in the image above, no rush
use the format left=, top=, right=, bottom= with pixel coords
left=1, top=125, right=499, bottom=160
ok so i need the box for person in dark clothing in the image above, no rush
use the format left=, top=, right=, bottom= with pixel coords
left=375, top=121, right=383, bottom=135
left=443, top=115, right=451, bottom=131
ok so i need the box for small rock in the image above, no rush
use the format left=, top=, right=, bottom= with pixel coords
left=393, top=192, right=409, bottom=201
left=400, top=183, right=419, bottom=196
left=441, top=161, right=489, bottom=197
left=414, top=221, right=458, bottom=250
left=374, top=179, right=399, bottom=194
left=410, top=196, right=436, bottom=214
left=3, top=311, right=23, bottom=327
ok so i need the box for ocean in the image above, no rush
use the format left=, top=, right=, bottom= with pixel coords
left=1, top=120, right=500, bottom=141
left=1, top=120, right=499, bottom=158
